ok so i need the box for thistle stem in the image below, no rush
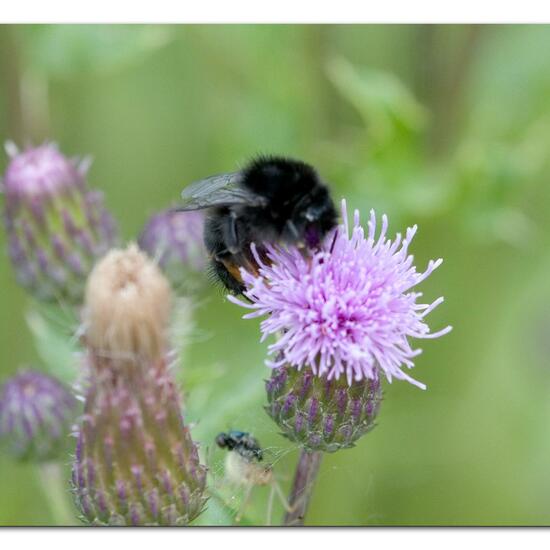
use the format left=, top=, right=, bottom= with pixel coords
left=36, top=462, right=75, bottom=525
left=283, top=449, right=323, bottom=526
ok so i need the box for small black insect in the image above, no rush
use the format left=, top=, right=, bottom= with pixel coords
left=216, top=430, right=263, bottom=462
left=215, top=430, right=293, bottom=524
left=179, top=156, right=338, bottom=294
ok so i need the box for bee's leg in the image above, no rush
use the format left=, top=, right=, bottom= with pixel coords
left=229, top=211, right=240, bottom=253
left=220, top=211, right=240, bottom=254
left=235, top=481, right=254, bottom=523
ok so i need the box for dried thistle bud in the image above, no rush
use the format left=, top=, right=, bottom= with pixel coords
left=2, top=142, right=117, bottom=302
left=265, top=365, right=382, bottom=453
left=73, top=245, right=207, bottom=525
left=0, top=369, right=78, bottom=461
left=138, top=209, right=206, bottom=290
left=84, top=244, right=172, bottom=363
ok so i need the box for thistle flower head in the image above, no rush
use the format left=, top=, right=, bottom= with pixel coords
left=0, top=369, right=78, bottom=461
left=73, top=245, right=207, bottom=525
left=2, top=142, right=117, bottom=302
left=138, top=209, right=206, bottom=288
left=3, top=142, right=85, bottom=201
left=84, top=244, right=172, bottom=364
left=230, top=200, right=451, bottom=389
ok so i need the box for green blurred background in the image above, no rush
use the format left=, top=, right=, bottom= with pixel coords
left=1, top=24, right=550, bottom=526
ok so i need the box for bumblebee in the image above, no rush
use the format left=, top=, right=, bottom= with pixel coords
left=179, top=156, right=338, bottom=294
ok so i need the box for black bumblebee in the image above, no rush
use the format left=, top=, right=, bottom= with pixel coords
left=179, top=156, right=338, bottom=294
left=215, top=430, right=263, bottom=462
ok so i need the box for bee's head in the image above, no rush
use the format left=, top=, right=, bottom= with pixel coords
left=243, top=156, right=338, bottom=247
left=297, top=185, right=338, bottom=248
left=277, top=180, right=338, bottom=249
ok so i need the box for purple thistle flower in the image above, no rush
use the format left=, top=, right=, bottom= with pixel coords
left=230, top=200, right=452, bottom=389
left=0, top=369, right=78, bottom=461
left=138, top=208, right=206, bottom=289
left=2, top=142, right=118, bottom=302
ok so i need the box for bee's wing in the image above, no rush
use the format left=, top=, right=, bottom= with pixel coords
left=179, top=172, right=266, bottom=211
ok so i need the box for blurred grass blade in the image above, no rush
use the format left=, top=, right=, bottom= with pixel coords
left=326, top=56, right=428, bottom=145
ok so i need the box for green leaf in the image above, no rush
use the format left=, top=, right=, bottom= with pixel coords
left=25, top=302, right=79, bottom=383
left=326, top=56, right=427, bottom=145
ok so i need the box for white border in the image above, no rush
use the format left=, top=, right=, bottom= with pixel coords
left=0, top=0, right=550, bottom=23
left=1, top=0, right=549, bottom=541
left=0, top=528, right=549, bottom=549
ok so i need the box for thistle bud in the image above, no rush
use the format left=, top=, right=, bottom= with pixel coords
left=83, top=244, right=172, bottom=364
left=265, top=365, right=382, bottom=453
left=138, top=209, right=206, bottom=290
left=0, top=369, right=78, bottom=461
left=2, top=142, right=117, bottom=302
left=73, top=245, right=207, bottom=525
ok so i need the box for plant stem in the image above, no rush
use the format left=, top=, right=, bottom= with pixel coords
left=283, top=449, right=323, bottom=526
left=413, top=24, right=484, bottom=156
left=0, top=26, right=25, bottom=143
left=36, top=462, right=76, bottom=526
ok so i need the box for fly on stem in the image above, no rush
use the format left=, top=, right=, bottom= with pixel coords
left=214, top=430, right=295, bottom=525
